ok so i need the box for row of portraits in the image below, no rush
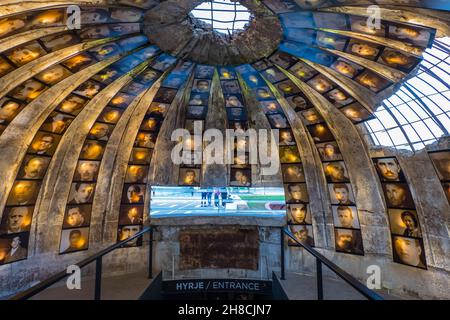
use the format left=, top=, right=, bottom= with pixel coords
left=274, top=7, right=434, bottom=48
left=373, top=157, right=427, bottom=269
left=428, top=150, right=450, bottom=203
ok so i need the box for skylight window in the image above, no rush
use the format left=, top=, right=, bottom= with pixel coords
left=190, top=0, right=251, bottom=35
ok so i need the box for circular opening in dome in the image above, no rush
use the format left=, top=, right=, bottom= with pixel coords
left=190, top=0, right=252, bottom=35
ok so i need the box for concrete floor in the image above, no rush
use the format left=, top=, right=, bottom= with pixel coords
left=30, top=271, right=153, bottom=300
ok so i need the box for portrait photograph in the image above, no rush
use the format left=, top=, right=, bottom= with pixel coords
left=316, top=31, right=348, bottom=50
left=63, top=205, right=92, bottom=229
left=373, top=157, right=405, bottom=182
left=288, top=94, right=311, bottom=111
left=355, top=70, right=391, bottom=93
left=226, top=107, right=248, bottom=121
left=0, top=233, right=29, bottom=265
left=188, top=92, right=209, bottom=106
left=388, top=25, right=432, bottom=48
left=140, top=117, right=160, bottom=132
left=17, top=155, right=51, bottom=180
left=187, top=105, right=208, bottom=120
left=388, top=209, right=422, bottom=238
left=151, top=54, right=177, bottom=72
left=323, top=161, right=350, bottom=183
left=122, top=81, right=146, bottom=96
left=5, top=42, right=47, bottom=67
left=429, top=151, right=450, bottom=181
left=307, top=75, right=334, bottom=94
left=0, top=16, right=28, bottom=39
left=179, top=167, right=201, bottom=186
left=328, top=183, right=355, bottom=205
left=125, top=165, right=148, bottom=183
left=41, top=112, right=74, bottom=134
left=382, top=182, right=415, bottom=209
left=192, top=79, right=211, bottom=93
left=88, top=122, right=113, bottom=141
left=68, top=182, right=95, bottom=204
left=129, top=147, right=152, bottom=165
left=289, top=225, right=314, bottom=247
left=284, top=183, right=309, bottom=203
left=279, top=129, right=296, bottom=146
left=134, top=131, right=156, bottom=149
left=117, top=224, right=142, bottom=246
left=221, top=80, right=241, bottom=94
left=260, top=100, right=282, bottom=114
left=0, top=57, right=14, bottom=77
left=349, top=16, right=386, bottom=37
left=35, top=64, right=72, bottom=86
left=307, top=123, right=335, bottom=143
left=100, top=107, right=123, bottom=124
left=378, top=49, right=419, bottom=72
left=31, top=9, right=66, bottom=28
left=242, top=72, right=264, bottom=88
left=0, top=99, right=23, bottom=125
left=332, top=205, right=360, bottom=229
left=316, top=141, right=342, bottom=161
left=41, top=32, right=80, bottom=52
left=89, top=43, right=122, bottom=60
left=28, top=131, right=60, bottom=156
left=282, top=164, right=305, bottom=183
left=80, top=8, right=110, bottom=24
left=122, top=184, right=146, bottom=204
left=230, top=121, right=248, bottom=133
left=269, top=51, right=298, bottom=69
left=0, top=206, right=33, bottom=235
left=341, top=103, right=374, bottom=123
left=261, top=67, right=287, bottom=83
left=276, top=80, right=300, bottom=97
left=219, top=67, right=237, bottom=80
left=119, top=205, right=144, bottom=225
left=73, top=80, right=103, bottom=98
left=392, top=235, right=427, bottom=269
left=330, top=58, right=363, bottom=79
left=62, top=53, right=95, bottom=72
left=74, top=160, right=100, bottom=182
left=153, top=88, right=177, bottom=104
left=6, top=180, right=40, bottom=206
left=10, top=79, right=47, bottom=102
left=289, top=61, right=318, bottom=81
left=195, top=65, right=215, bottom=79
left=326, top=88, right=354, bottom=107
left=288, top=203, right=311, bottom=225
left=136, top=68, right=161, bottom=86
left=253, top=87, right=274, bottom=100
left=133, top=45, right=160, bottom=61
left=59, top=227, right=89, bottom=254
left=225, top=94, right=244, bottom=108
left=335, top=228, right=364, bottom=255
left=147, top=102, right=170, bottom=118
left=279, top=146, right=301, bottom=163
left=267, top=113, right=289, bottom=129
left=80, top=140, right=105, bottom=160
left=230, top=168, right=251, bottom=187
left=346, top=39, right=381, bottom=61
left=252, top=60, right=272, bottom=71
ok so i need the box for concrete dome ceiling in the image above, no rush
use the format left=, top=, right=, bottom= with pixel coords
left=0, top=0, right=449, bottom=299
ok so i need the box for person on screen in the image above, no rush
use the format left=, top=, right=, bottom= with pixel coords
left=70, top=183, right=94, bottom=204
left=394, top=236, right=425, bottom=268
left=66, top=207, right=87, bottom=227
left=401, top=211, right=421, bottom=237
left=30, top=134, right=55, bottom=155
left=385, top=183, right=409, bottom=208
left=290, top=204, right=307, bottom=224
left=63, top=230, right=85, bottom=253
left=5, top=207, right=30, bottom=234
left=375, top=158, right=402, bottom=181
left=22, top=157, right=47, bottom=179
left=3, top=236, right=27, bottom=263
left=127, top=185, right=144, bottom=203
left=287, top=184, right=306, bottom=203
left=183, top=169, right=198, bottom=185
left=336, top=206, right=356, bottom=228
left=294, top=226, right=314, bottom=246
left=333, top=184, right=354, bottom=205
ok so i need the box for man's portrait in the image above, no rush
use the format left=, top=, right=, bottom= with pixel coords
left=299, top=108, right=322, bottom=125
left=80, top=140, right=105, bottom=160
left=350, top=16, right=385, bottom=36
left=35, top=64, right=72, bottom=85
left=187, top=105, right=208, bottom=120
left=6, top=42, right=47, bottom=66
left=188, top=93, right=209, bottom=106
left=129, top=148, right=152, bottom=165
left=379, top=49, right=418, bottom=71
left=179, top=168, right=200, bottom=186
left=290, top=225, right=314, bottom=247
left=334, top=228, right=364, bottom=255
left=0, top=234, right=28, bottom=264
left=88, top=123, right=112, bottom=141
left=122, top=184, right=146, bottom=204
left=383, top=183, right=415, bottom=209
left=10, top=79, right=46, bottom=102
left=41, top=33, right=80, bottom=52
left=125, top=165, right=148, bottom=183
left=28, top=132, right=59, bottom=155
left=267, top=113, right=288, bottom=129
left=192, top=79, right=211, bottom=93
left=221, top=80, right=241, bottom=94
left=261, top=67, right=287, bottom=83
left=429, top=151, right=450, bottom=181
left=79, top=25, right=112, bottom=39
left=282, top=164, right=305, bottom=183
left=230, top=168, right=251, bottom=187
left=147, top=103, right=169, bottom=118
left=388, top=25, right=431, bottom=47
left=140, top=117, right=159, bottom=132
left=226, top=95, right=244, bottom=108
left=59, top=228, right=89, bottom=254
left=347, top=40, right=380, bottom=60
left=134, top=132, right=155, bottom=149
left=323, top=161, right=350, bottom=182
left=62, top=53, right=94, bottom=71
left=0, top=206, right=32, bottom=234
left=328, top=183, right=355, bottom=205
left=260, top=100, right=282, bottom=114
left=226, top=107, right=247, bottom=122
left=0, top=17, right=27, bottom=38
left=330, top=59, right=361, bottom=78
left=57, top=95, right=86, bottom=115
left=219, top=67, right=237, bottom=80
left=137, top=69, right=160, bottom=85
left=279, top=146, right=301, bottom=163
left=73, top=80, right=102, bottom=98
left=278, top=129, right=295, bottom=146
left=316, top=141, right=342, bottom=161
left=332, top=205, right=360, bottom=229
left=0, top=57, right=14, bottom=77
left=253, top=87, right=274, bottom=100
left=18, top=155, right=50, bottom=180
left=356, top=71, right=390, bottom=92
left=388, top=209, right=422, bottom=238
left=117, top=224, right=142, bottom=246
left=269, top=51, right=298, bottom=69
left=74, top=161, right=100, bottom=182
left=307, top=123, right=334, bottom=143
left=392, top=236, right=426, bottom=269
left=6, top=180, right=40, bottom=206
left=307, top=75, right=334, bottom=93
left=288, top=203, right=310, bottom=225
left=341, top=103, right=373, bottom=123
left=151, top=54, right=177, bottom=72
left=284, top=183, right=309, bottom=203
left=0, top=99, right=22, bottom=124
left=80, top=8, right=110, bottom=24
left=63, top=205, right=91, bottom=228
left=195, top=65, right=214, bottom=79
left=289, top=61, right=317, bottom=80
left=100, top=107, right=122, bottom=124
left=31, top=9, right=65, bottom=27
left=326, top=88, right=354, bottom=107
left=41, top=112, right=73, bottom=134
left=68, top=182, right=95, bottom=204
left=278, top=80, right=301, bottom=97
left=288, top=94, right=310, bottom=111
left=374, top=157, right=404, bottom=181
left=154, top=88, right=177, bottom=104
left=119, top=205, right=144, bottom=225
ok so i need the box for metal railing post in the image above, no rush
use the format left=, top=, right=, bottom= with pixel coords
left=280, top=228, right=285, bottom=280
left=316, top=258, right=323, bottom=300
left=148, top=228, right=153, bottom=279
left=94, top=257, right=102, bottom=300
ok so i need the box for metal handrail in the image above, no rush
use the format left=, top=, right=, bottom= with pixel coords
left=10, top=227, right=153, bottom=300
left=283, top=227, right=383, bottom=300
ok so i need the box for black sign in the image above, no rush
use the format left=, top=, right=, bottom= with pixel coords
left=162, top=279, right=272, bottom=295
